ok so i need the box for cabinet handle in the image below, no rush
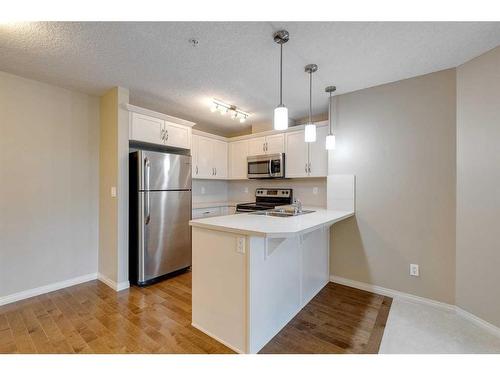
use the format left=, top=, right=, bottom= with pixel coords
left=195, top=166, right=198, bottom=175
left=215, top=167, right=217, bottom=176
left=305, top=163, right=308, bottom=173
left=165, top=129, right=169, bottom=142
left=308, top=163, right=311, bottom=174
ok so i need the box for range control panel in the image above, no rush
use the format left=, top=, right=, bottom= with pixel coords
left=255, top=188, right=292, bottom=198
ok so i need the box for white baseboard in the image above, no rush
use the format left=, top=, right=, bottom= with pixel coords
left=330, top=275, right=500, bottom=338
left=191, top=322, right=244, bottom=354
left=0, top=273, right=98, bottom=307
left=97, top=273, right=130, bottom=291
left=456, top=307, right=500, bottom=338
left=330, top=275, right=455, bottom=312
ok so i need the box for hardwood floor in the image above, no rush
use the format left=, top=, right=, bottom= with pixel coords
left=0, top=272, right=391, bottom=354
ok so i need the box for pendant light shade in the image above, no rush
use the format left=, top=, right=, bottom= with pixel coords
left=304, top=64, right=318, bottom=143
left=304, top=124, right=317, bottom=142
left=273, top=30, right=289, bottom=131
left=274, top=105, right=288, bottom=130
left=325, top=85, right=337, bottom=150
left=325, top=134, right=336, bottom=150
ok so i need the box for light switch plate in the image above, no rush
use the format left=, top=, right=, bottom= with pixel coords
left=110, top=186, right=117, bottom=198
left=201, top=186, right=206, bottom=194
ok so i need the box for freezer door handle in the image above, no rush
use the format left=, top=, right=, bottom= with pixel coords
left=144, top=157, right=151, bottom=225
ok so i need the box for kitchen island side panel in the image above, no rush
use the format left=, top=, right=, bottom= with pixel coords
left=191, top=227, right=247, bottom=353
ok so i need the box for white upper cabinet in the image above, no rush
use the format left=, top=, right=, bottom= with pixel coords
left=163, top=120, right=191, bottom=149
left=308, top=125, right=328, bottom=177
left=228, top=140, right=249, bottom=179
left=265, top=134, right=285, bottom=154
left=285, top=130, right=309, bottom=178
left=212, top=139, right=228, bottom=179
left=247, top=134, right=284, bottom=156
left=129, top=108, right=192, bottom=150
left=285, top=126, right=328, bottom=178
left=248, top=136, right=267, bottom=156
left=129, top=113, right=164, bottom=145
left=192, top=134, right=228, bottom=179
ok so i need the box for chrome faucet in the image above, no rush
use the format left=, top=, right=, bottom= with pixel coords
left=293, top=198, right=303, bottom=214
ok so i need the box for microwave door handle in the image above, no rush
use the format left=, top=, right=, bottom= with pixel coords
left=268, top=159, right=273, bottom=176
left=144, top=157, right=151, bottom=225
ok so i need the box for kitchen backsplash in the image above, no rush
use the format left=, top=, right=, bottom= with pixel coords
left=228, top=178, right=327, bottom=207
left=192, top=180, right=229, bottom=203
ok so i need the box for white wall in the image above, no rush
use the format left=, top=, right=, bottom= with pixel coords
left=456, top=46, right=500, bottom=327
left=0, top=71, right=99, bottom=299
left=330, top=69, right=457, bottom=304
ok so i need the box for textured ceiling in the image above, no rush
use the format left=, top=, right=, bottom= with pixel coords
left=1, top=22, right=500, bottom=136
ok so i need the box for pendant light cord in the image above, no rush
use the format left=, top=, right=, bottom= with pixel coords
left=329, top=91, right=332, bottom=135
left=279, top=44, right=283, bottom=105
left=309, top=71, right=313, bottom=124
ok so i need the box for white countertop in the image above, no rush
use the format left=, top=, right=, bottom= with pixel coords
left=189, top=207, right=354, bottom=238
left=192, top=201, right=239, bottom=209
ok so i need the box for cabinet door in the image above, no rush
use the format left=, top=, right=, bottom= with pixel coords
left=265, top=134, right=284, bottom=154
left=248, top=137, right=266, bottom=156
left=192, top=207, right=222, bottom=219
left=212, top=139, right=228, bottom=179
left=130, top=112, right=164, bottom=145
left=229, top=140, right=249, bottom=179
left=196, top=136, right=214, bottom=178
left=164, top=121, right=191, bottom=150
left=308, top=126, right=328, bottom=177
left=285, top=130, right=309, bottom=178
left=191, top=135, right=199, bottom=177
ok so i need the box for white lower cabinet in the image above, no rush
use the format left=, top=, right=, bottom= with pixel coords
left=192, top=135, right=228, bottom=179
left=192, top=207, right=221, bottom=219
left=285, top=125, right=328, bottom=178
left=192, top=206, right=236, bottom=219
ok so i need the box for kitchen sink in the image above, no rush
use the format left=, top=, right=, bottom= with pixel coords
left=251, top=209, right=315, bottom=217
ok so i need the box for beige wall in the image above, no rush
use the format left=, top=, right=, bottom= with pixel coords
left=456, top=46, right=500, bottom=326
left=0, top=71, right=99, bottom=297
left=330, top=69, right=457, bottom=304
left=98, top=87, right=129, bottom=287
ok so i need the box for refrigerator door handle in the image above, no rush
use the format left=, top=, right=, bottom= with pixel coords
left=144, top=157, right=151, bottom=225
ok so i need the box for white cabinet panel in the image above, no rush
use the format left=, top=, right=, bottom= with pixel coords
left=192, top=135, right=228, bottom=179
left=196, top=136, right=214, bottom=178
left=164, top=121, right=191, bottom=149
left=248, top=137, right=266, bottom=156
left=229, top=140, right=249, bottom=179
left=265, top=133, right=284, bottom=154
left=212, top=139, right=228, bottom=179
left=308, top=125, right=328, bottom=177
left=130, top=112, right=192, bottom=150
left=192, top=207, right=222, bottom=219
left=129, top=112, right=164, bottom=145
left=285, top=130, right=309, bottom=178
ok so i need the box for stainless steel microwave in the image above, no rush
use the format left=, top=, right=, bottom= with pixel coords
left=247, top=153, right=285, bottom=179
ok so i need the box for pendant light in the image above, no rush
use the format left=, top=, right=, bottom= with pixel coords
left=325, top=85, right=337, bottom=150
left=304, top=64, right=318, bottom=142
left=273, top=30, right=289, bottom=131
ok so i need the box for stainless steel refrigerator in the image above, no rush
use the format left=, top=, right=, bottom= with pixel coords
left=129, top=150, right=192, bottom=286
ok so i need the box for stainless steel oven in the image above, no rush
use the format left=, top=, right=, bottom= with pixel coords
left=247, top=153, right=285, bottom=179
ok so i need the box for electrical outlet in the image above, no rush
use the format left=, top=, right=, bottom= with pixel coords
left=410, top=264, right=419, bottom=277
left=236, top=237, right=245, bottom=254
left=201, top=186, right=206, bottom=194
left=313, top=187, right=319, bottom=195
left=244, top=187, right=249, bottom=193
left=110, top=186, right=117, bottom=198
